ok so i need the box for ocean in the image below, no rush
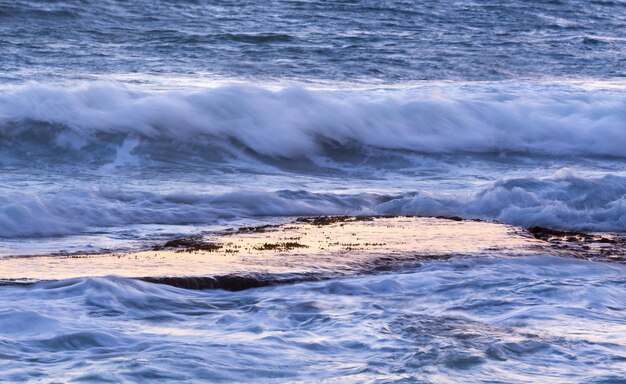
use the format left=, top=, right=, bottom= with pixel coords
left=0, top=0, right=625, bottom=382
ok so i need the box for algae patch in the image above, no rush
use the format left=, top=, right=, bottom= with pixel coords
left=253, top=242, right=309, bottom=251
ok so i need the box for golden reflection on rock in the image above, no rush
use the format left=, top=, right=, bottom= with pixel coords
left=0, top=217, right=549, bottom=282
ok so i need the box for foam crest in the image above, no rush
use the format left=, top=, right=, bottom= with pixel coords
left=0, top=172, right=623, bottom=239
left=1, top=82, right=625, bottom=159
left=376, top=172, right=626, bottom=231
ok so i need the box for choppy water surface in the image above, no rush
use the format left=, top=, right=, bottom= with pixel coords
left=0, top=0, right=625, bottom=382
left=1, top=0, right=625, bottom=83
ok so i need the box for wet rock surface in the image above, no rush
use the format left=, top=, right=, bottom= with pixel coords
left=0, top=216, right=623, bottom=289
left=527, top=226, right=625, bottom=262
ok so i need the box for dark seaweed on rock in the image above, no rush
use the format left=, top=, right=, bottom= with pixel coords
left=235, top=224, right=281, bottom=234
left=528, top=226, right=614, bottom=243
left=296, top=216, right=377, bottom=226
left=527, top=226, right=625, bottom=262
left=296, top=215, right=473, bottom=226
left=253, top=242, right=309, bottom=251
left=153, top=237, right=223, bottom=252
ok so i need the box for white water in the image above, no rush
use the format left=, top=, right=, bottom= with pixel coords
left=0, top=171, right=625, bottom=244
left=0, top=81, right=624, bottom=251
left=1, top=81, right=625, bottom=158
left=3, top=0, right=626, bottom=382
left=1, top=255, right=624, bottom=382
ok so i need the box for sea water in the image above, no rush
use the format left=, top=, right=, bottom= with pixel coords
left=0, top=0, right=625, bottom=382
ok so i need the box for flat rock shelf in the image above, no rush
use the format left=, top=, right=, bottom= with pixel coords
left=0, top=216, right=623, bottom=290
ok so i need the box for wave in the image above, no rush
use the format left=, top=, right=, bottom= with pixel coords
left=0, top=171, right=623, bottom=238
left=0, top=82, right=625, bottom=163
left=0, top=188, right=383, bottom=238
left=376, top=170, right=626, bottom=232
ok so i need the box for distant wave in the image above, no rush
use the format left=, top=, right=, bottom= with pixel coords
left=376, top=171, right=626, bottom=232
left=1, top=171, right=623, bottom=237
left=0, top=82, right=625, bottom=162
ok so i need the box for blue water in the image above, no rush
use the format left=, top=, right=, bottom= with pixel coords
left=2, top=256, right=625, bottom=382
left=0, top=0, right=625, bottom=382
left=1, top=0, right=625, bottom=83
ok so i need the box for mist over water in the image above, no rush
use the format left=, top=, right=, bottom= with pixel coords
left=0, top=0, right=625, bottom=382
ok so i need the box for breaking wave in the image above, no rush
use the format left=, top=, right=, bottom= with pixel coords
left=0, top=81, right=625, bottom=161
left=1, top=171, right=624, bottom=238
left=377, top=171, right=626, bottom=232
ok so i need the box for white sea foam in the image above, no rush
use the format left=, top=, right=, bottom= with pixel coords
left=0, top=172, right=623, bottom=238
left=0, top=81, right=624, bottom=239
left=376, top=172, right=626, bottom=231
left=0, top=81, right=624, bottom=159
left=0, top=256, right=624, bottom=382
